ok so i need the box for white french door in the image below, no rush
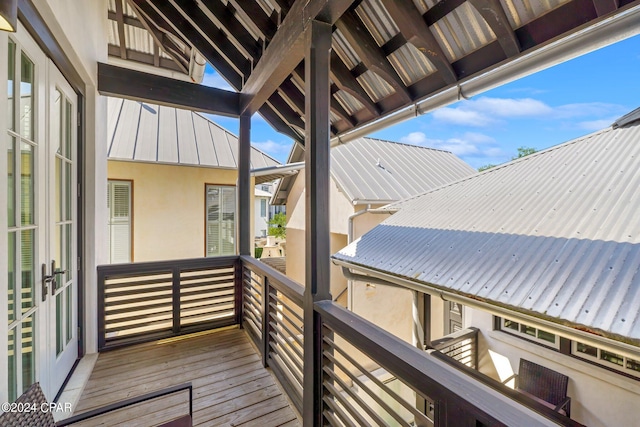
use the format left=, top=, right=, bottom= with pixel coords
left=46, top=60, right=78, bottom=398
left=2, top=24, right=77, bottom=403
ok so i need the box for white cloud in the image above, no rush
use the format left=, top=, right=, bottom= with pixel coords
left=400, top=131, right=501, bottom=158
left=576, top=118, right=616, bottom=131
left=432, top=108, right=494, bottom=127
left=253, top=140, right=292, bottom=160
left=430, top=97, right=627, bottom=130
left=201, top=70, right=233, bottom=91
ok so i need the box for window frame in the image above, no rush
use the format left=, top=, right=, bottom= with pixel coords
left=204, top=184, right=237, bottom=257
left=107, top=179, right=133, bottom=263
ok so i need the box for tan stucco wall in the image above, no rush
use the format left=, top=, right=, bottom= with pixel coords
left=285, top=171, right=413, bottom=342
left=108, top=160, right=253, bottom=262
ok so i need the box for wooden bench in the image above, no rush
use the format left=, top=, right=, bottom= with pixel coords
left=504, top=359, right=571, bottom=417
left=0, top=382, right=193, bottom=426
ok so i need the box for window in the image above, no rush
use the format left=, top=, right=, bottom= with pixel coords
left=573, top=342, right=640, bottom=378
left=206, top=185, right=236, bottom=257
left=260, top=199, right=267, bottom=218
left=500, top=318, right=559, bottom=348
left=107, top=180, right=131, bottom=263
left=498, top=316, right=640, bottom=380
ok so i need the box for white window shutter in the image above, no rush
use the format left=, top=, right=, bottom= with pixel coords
left=108, top=181, right=131, bottom=263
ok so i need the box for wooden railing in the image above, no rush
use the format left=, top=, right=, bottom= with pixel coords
left=97, top=256, right=582, bottom=425
left=241, top=255, right=304, bottom=414
left=97, top=256, right=240, bottom=351
left=431, top=327, right=478, bottom=369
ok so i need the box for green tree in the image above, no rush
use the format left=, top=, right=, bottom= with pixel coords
left=513, top=146, right=537, bottom=159
left=478, top=163, right=496, bottom=172
left=267, top=212, right=286, bottom=238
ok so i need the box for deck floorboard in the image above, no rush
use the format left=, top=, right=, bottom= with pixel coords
left=74, top=328, right=300, bottom=427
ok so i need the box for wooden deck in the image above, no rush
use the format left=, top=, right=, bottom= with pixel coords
left=73, top=327, right=301, bottom=426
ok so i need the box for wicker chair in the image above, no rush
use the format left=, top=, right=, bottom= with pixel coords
left=0, top=382, right=193, bottom=427
left=505, top=359, right=571, bottom=417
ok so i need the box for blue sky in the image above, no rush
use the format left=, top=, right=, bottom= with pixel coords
left=203, top=34, right=640, bottom=169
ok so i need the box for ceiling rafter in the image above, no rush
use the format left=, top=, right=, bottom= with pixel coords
left=329, top=51, right=379, bottom=115
left=380, top=0, right=458, bottom=85
left=132, top=0, right=243, bottom=89
left=115, top=0, right=128, bottom=59
left=259, top=103, right=304, bottom=142
left=196, top=0, right=262, bottom=62
left=170, top=0, right=251, bottom=79
left=107, top=10, right=145, bottom=29
left=240, top=0, right=357, bottom=115
left=423, top=0, right=467, bottom=26
left=468, top=0, right=520, bottom=58
left=335, top=11, right=412, bottom=103
left=268, top=91, right=306, bottom=130
left=290, top=66, right=357, bottom=127
left=229, top=0, right=279, bottom=42
left=591, top=0, right=619, bottom=15
left=121, top=1, right=190, bottom=72
left=273, top=0, right=292, bottom=16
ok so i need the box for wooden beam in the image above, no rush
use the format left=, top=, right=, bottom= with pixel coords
left=592, top=0, right=619, bottom=16
left=303, top=20, right=333, bottom=426
left=229, top=0, right=278, bottom=41
left=123, top=2, right=191, bottom=71
left=107, top=10, right=146, bottom=29
left=240, top=0, right=357, bottom=114
left=115, top=0, right=128, bottom=59
left=143, top=0, right=243, bottom=89
left=335, top=11, right=412, bottom=103
left=195, top=0, right=263, bottom=61
left=258, top=104, right=304, bottom=142
left=107, top=44, right=186, bottom=72
left=170, top=0, right=251, bottom=79
left=380, top=0, right=458, bottom=85
left=268, top=91, right=305, bottom=130
left=469, top=0, right=520, bottom=58
left=423, top=0, right=467, bottom=26
left=98, top=62, right=240, bottom=117
left=288, top=68, right=356, bottom=127
left=238, top=113, right=251, bottom=256
left=330, top=51, right=380, bottom=115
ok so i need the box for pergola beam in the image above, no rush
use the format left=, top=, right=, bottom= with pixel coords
left=115, top=0, right=128, bottom=59
left=330, top=51, right=380, bottom=115
left=469, top=0, right=520, bottom=58
left=196, top=0, right=263, bottom=61
left=229, top=0, right=278, bottom=42
left=335, top=11, right=412, bottom=103
left=240, top=0, right=357, bottom=115
left=141, top=0, right=244, bottom=89
left=380, top=0, right=458, bottom=85
left=97, top=62, right=240, bottom=116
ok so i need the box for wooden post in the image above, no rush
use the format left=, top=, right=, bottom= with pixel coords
left=238, top=113, right=252, bottom=256
left=303, top=19, right=332, bottom=426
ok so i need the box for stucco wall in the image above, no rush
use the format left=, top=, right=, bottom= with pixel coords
left=471, top=308, right=640, bottom=427
left=108, top=160, right=251, bottom=262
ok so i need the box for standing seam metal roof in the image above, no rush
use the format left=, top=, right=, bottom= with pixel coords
left=334, top=119, right=640, bottom=344
left=107, top=97, right=280, bottom=169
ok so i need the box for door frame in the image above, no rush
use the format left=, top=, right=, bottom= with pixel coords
left=0, top=4, right=87, bottom=402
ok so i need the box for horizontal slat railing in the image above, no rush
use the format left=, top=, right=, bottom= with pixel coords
left=315, top=301, right=583, bottom=427
left=240, top=255, right=304, bottom=414
left=430, top=327, right=478, bottom=369
left=97, top=256, right=239, bottom=351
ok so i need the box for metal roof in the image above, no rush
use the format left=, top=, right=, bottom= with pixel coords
left=272, top=137, right=475, bottom=205
left=334, top=118, right=640, bottom=345
left=107, top=97, right=280, bottom=170
left=110, top=0, right=640, bottom=144
left=331, top=138, right=475, bottom=204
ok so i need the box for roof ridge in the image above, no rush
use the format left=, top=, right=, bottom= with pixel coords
left=362, top=136, right=454, bottom=154
left=385, top=125, right=615, bottom=209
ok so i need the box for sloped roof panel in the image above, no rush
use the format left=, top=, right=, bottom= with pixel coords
left=107, top=97, right=279, bottom=169
left=330, top=137, right=476, bottom=203
left=334, top=121, right=640, bottom=343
